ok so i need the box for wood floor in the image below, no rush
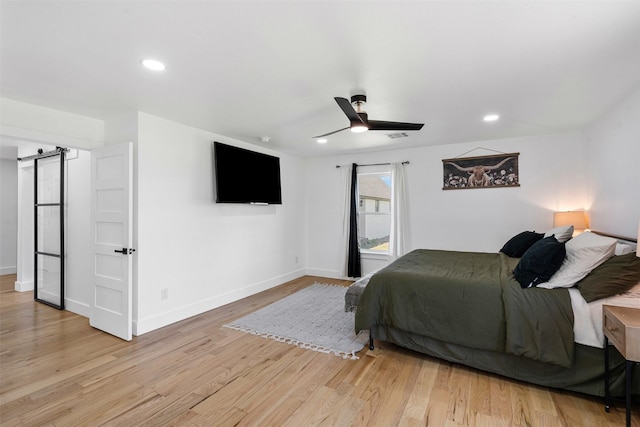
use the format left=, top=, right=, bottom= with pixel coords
left=1, top=274, right=637, bottom=426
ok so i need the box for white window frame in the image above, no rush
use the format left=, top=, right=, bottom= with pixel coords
left=357, top=168, right=392, bottom=258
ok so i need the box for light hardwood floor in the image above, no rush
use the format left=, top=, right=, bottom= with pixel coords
left=1, top=273, right=637, bottom=426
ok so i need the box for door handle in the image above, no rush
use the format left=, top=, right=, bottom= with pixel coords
left=114, top=248, right=136, bottom=255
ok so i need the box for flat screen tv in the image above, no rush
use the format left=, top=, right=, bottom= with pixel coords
left=213, top=141, right=282, bottom=205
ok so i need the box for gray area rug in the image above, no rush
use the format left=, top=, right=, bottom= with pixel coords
left=224, top=283, right=369, bottom=359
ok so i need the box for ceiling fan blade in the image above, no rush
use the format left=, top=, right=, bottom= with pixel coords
left=334, top=97, right=365, bottom=124
left=368, top=120, right=424, bottom=131
left=312, top=127, right=350, bottom=138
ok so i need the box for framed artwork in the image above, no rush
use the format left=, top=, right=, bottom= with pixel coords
left=442, top=152, right=519, bottom=190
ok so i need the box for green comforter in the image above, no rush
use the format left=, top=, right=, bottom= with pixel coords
left=355, top=249, right=575, bottom=367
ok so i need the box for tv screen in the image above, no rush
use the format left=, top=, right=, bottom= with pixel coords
left=213, top=142, right=282, bottom=204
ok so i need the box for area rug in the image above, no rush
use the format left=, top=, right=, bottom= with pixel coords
left=224, top=283, right=369, bottom=359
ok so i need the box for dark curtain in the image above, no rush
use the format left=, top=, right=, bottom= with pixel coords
left=347, top=163, right=361, bottom=277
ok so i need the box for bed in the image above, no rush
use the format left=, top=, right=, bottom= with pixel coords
left=351, top=227, right=640, bottom=399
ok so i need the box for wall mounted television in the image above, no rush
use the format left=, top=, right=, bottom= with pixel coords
left=212, top=141, right=282, bottom=205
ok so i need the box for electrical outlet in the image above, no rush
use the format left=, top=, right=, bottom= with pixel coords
left=295, top=256, right=299, bottom=264
left=161, top=288, right=168, bottom=300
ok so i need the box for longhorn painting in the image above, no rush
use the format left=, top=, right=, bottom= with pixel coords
left=442, top=153, right=519, bottom=190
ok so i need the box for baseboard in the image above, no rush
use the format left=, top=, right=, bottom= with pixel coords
left=133, top=269, right=306, bottom=336
left=304, top=268, right=346, bottom=280
left=11, top=280, right=91, bottom=319
left=0, top=266, right=17, bottom=276
left=15, top=280, right=34, bottom=292
left=65, top=298, right=91, bottom=318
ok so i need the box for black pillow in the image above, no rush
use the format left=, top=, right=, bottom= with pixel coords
left=500, top=231, right=544, bottom=257
left=513, top=236, right=566, bottom=288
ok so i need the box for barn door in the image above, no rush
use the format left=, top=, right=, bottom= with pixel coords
left=32, top=147, right=67, bottom=310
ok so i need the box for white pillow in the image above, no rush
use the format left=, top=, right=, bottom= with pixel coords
left=537, top=231, right=617, bottom=289
left=544, top=225, right=574, bottom=243
left=615, top=242, right=636, bottom=256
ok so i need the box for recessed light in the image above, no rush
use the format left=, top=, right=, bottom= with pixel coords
left=141, top=59, right=166, bottom=71
left=317, top=138, right=327, bottom=144
left=483, top=114, right=500, bottom=122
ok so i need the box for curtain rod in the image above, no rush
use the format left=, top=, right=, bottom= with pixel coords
left=335, top=161, right=409, bottom=168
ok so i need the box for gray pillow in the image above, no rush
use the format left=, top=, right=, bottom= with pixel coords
left=544, top=225, right=574, bottom=243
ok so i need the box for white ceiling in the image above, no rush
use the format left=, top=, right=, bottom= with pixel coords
left=2, top=1, right=640, bottom=158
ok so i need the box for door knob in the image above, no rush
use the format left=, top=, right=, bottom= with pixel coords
left=114, top=248, right=136, bottom=255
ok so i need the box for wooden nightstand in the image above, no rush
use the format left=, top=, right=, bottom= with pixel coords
left=603, top=304, right=640, bottom=427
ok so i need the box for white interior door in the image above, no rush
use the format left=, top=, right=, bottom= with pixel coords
left=89, top=142, right=133, bottom=341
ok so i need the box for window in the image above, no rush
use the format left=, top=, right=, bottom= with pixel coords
left=357, top=172, right=392, bottom=255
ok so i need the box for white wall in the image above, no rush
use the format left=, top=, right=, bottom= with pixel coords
left=305, top=131, right=587, bottom=277
left=64, top=150, right=92, bottom=316
left=15, top=147, right=34, bottom=291
left=133, top=113, right=306, bottom=334
left=0, top=98, right=104, bottom=150
left=583, top=84, right=640, bottom=237
left=0, top=159, right=18, bottom=274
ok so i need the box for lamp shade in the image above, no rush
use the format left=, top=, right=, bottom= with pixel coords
left=553, top=211, right=588, bottom=229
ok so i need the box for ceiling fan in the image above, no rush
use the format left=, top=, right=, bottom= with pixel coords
left=313, top=94, right=424, bottom=139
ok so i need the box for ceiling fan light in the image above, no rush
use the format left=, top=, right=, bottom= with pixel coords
left=350, top=124, right=368, bottom=133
